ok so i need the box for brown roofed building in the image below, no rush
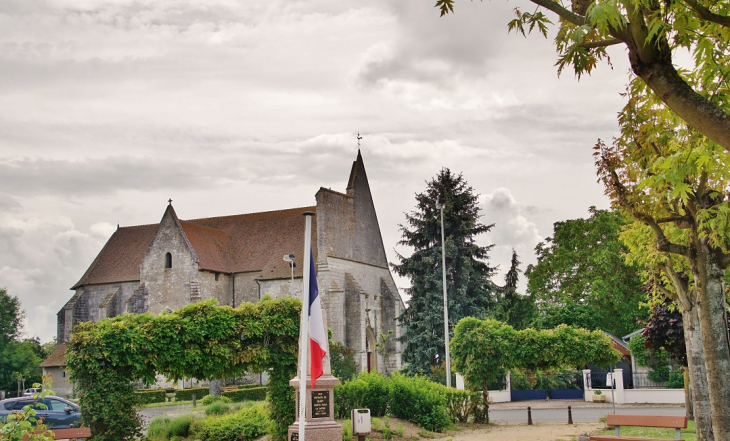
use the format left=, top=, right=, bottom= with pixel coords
left=45, top=151, right=404, bottom=395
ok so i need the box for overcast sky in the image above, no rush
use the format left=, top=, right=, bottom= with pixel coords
left=0, top=0, right=631, bottom=343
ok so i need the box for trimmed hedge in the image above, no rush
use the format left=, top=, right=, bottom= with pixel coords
left=334, top=372, right=455, bottom=432
left=134, top=389, right=167, bottom=404
left=222, top=387, right=267, bottom=403
left=175, top=387, right=210, bottom=401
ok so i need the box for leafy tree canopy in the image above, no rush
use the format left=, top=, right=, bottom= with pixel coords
left=437, top=0, right=730, bottom=152
left=393, top=169, right=497, bottom=374
left=525, top=207, right=647, bottom=336
left=493, top=250, right=536, bottom=330
left=0, top=288, right=23, bottom=351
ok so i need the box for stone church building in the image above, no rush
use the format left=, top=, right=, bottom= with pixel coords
left=42, top=152, right=404, bottom=394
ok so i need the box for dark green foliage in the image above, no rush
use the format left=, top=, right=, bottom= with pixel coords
left=222, top=387, right=267, bottom=402
left=174, top=387, right=209, bottom=402
left=192, top=404, right=269, bottom=441
left=526, top=207, right=647, bottom=336
left=330, top=340, right=358, bottom=383
left=205, top=401, right=230, bottom=416
left=493, top=251, right=535, bottom=330
left=66, top=298, right=299, bottom=441
left=394, top=169, right=497, bottom=373
left=0, top=289, right=44, bottom=393
left=134, top=389, right=167, bottom=404
left=266, top=361, right=296, bottom=441
left=443, top=388, right=481, bottom=423
left=0, top=288, right=22, bottom=351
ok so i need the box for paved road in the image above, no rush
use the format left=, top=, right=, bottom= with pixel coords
left=490, top=405, right=686, bottom=424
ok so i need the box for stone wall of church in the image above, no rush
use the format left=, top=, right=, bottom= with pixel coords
left=259, top=278, right=300, bottom=300
left=141, top=214, right=202, bottom=314
left=58, top=282, right=138, bottom=342
left=232, top=272, right=261, bottom=306
left=198, top=270, right=232, bottom=306
left=322, top=256, right=403, bottom=374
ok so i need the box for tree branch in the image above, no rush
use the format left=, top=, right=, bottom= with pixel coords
left=682, top=0, right=730, bottom=28
left=660, top=263, right=693, bottom=311
left=528, top=0, right=587, bottom=27
left=580, top=38, right=623, bottom=49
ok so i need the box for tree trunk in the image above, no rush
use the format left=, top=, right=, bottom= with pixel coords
left=683, top=304, right=713, bottom=441
left=209, top=379, right=222, bottom=397
left=694, top=241, right=730, bottom=440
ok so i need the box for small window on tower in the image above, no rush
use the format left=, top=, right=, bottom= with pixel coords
left=165, top=252, right=172, bottom=269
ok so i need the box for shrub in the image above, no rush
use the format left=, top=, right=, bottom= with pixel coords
left=201, top=395, right=232, bottom=406
left=192, top=403, right=269, bottom=441
left=388, top=374, right=451, bottom=432
left=175, top=387, right=210, bottom=402
left=334, top=371, right=389, bottom=418
left=443, top=388, right=482, bottom=423
left=342, top=419, right=352, bottom=441
left=147, top=416, right=170, bottom=440
left=205, top=401, right=230, bottom=415
left=168, top=415, right=193, bottom=438
left=135, top=389, right=167, bottom=405
left=331, top=341, right=358, bottom=383
left=222, top=387, right=267, bottom=402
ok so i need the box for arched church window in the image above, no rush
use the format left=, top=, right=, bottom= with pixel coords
left=165, top=252, right=172, bottom=269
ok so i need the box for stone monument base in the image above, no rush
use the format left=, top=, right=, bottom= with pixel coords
left=287, top=420, right=342, bottom=441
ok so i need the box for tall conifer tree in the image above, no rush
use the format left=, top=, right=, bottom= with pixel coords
left=393, top=169, right=496, bottom=374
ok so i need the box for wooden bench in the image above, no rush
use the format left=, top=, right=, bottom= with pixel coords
left=590, top=414, right=688, bottom=441
left=221, top=386, right=238, bottom=393
left=24, top=427, right=91, bottom=440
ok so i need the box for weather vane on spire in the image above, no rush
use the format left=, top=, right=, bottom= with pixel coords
left=357, top=132, right=362, bottom=148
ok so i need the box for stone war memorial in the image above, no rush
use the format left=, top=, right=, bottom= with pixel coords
left=289, top=212, right=342, bottom=441
left=41, top=150, right=405, bottom=396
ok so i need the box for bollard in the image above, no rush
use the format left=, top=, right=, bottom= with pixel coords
left=568, top=406, right=573, bottom=424
left=527, top=406, right=533, bottom=425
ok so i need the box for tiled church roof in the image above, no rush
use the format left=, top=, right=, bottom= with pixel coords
left=72, top=224, right=158, bottom=289
left=72, top=206, right=317, bottom=289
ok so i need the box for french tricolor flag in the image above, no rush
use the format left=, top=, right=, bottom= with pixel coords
left=307, top=250, right=327, bottom=388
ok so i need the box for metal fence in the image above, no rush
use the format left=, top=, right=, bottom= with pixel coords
left=631, top=371, right=685, bottom=389
left=588, top=370, right=684, bottom=389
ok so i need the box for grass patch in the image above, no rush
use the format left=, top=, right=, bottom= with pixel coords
left=599, top=420, right=696, bottom=441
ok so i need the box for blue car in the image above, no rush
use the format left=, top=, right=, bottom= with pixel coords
left=0, top=396, right=81, bottom=428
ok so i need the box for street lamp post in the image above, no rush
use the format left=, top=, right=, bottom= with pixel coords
left=283, top=253, right=295, bottom=284
left=435, top=197, right=451, bottom=388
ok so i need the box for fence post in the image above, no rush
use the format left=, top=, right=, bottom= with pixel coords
left=506, top=371, right=511, bottom=402
left=582, top=369, right=592, bottom=402
left=613, top=369, right=625, bottom=404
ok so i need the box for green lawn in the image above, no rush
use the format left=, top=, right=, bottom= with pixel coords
left=599, top=420, right=696, bottom=441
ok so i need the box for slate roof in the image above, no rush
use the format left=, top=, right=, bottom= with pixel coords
left=72, top=206, right=318, bottom=289
left=39, top=343, right=67, bottom=368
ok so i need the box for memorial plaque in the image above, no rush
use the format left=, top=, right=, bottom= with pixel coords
left=311, top=390, right=330, bottom=418
left=290, top=432, right=299, bottom=441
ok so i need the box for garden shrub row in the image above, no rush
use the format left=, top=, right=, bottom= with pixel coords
left=134, top=389, right=167, bottom=404
left=175, top=387, right=210, bottom=401
left=335, top=372, right=473, bottom=432
left=222, top=387, right=267, bottom=402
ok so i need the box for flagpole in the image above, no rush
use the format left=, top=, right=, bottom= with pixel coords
left=299, top=212, right=315, bottom=441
